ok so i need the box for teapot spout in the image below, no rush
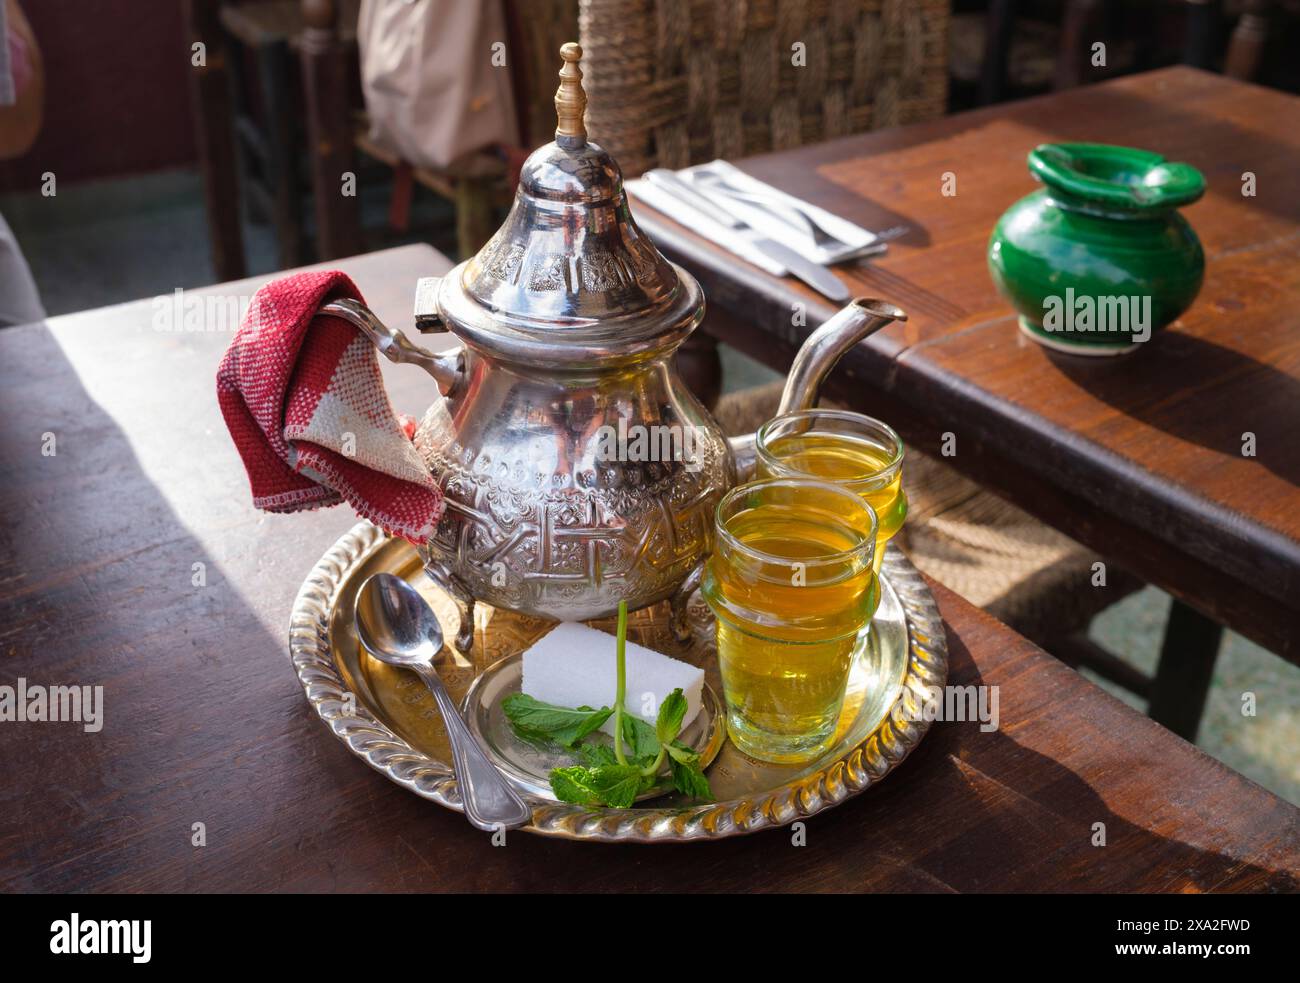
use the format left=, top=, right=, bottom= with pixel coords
left=725, top=298, right=906, bottom=479
left=778, top=297, right=907, bottom=413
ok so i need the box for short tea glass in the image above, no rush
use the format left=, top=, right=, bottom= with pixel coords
left=702, top=478, right=879, bottom=764
left=756, top=409, right=906, bottom=573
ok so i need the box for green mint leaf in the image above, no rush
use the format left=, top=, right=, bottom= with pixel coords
left=502, top=693, right=612, bottom=748
left=665, top=739, right=699, bottom=766
left=574, top=741, right=618, bottom=768
left=510, top=724, right=561, bottom=752
left=669, top=755, right=713, bottom=802
left=655, top=688, right=688, bottom=744
left=549, top=764, right=646, bottom=808
left=620, top=713, right=660, bottom=761
left=549, top=766, right=603, bottom=805
left=585, top=764, right=644, bottom=808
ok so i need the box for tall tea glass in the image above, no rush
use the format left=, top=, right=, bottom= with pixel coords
left=702, top=478, right=879, bottom=764
left=756, top=409, right=906, bottom=572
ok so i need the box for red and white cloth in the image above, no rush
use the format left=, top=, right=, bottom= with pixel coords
left=216, top=270, right=442, bottom=544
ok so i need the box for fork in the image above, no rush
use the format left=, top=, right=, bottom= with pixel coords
left=691, top=174, right=848, bottom=250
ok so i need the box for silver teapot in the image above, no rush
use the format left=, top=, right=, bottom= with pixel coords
left=322, top=44, right=905, bottom=651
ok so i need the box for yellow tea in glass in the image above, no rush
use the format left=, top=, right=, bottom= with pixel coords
left=702, top=478, right=879, bottom=764
left=756, top=409, right=906, bottom=572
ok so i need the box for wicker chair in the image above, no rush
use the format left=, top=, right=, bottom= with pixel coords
left=579, top=0, right=950, bottom=177
left=574, top=0, right=950, bottom=406
left=506, top=0, right=584, bottom=147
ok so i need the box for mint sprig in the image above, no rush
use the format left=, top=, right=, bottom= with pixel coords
left=499, top=693, right=611, bottom=748
left=501, top=600, right=713, bottom=807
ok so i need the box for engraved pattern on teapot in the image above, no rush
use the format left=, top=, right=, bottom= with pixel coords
left=475, top=227, right=661, bottom=295
left=415, top=418, right=731, bottom=620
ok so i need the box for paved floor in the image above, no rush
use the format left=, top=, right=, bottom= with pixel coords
left=0, top=167, right=459, bottom=317
left=4, top=168, right=1296, bottom=805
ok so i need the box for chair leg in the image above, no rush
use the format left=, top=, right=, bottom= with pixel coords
left=454, top=177, right=498, bottom=260
left=387, top=164, right=415, bottom=234
left=259, top=40, right=305, bottom=269
left=224, top=31, right=256, bottom=224
left=1055, top=0, right=1106, bottom=90
left=1182, top=0, right=1222, bottom=70
left=183, top=0, right=246, bottom=281
left=979, top=0, right=1016, bottom=105
left=301, top=0, right=363, bottom=261
left=675, top=331, right=723, bottom=411
left=1147, top=599, right=1223, bottom=743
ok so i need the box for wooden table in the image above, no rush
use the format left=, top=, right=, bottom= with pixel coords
left=0, top=243, right=1296, bottom=892
left=636, top=67, right=1300, bottom=686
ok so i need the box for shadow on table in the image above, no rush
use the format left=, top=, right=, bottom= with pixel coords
left=0, top=323, right=349, bottom=891
left=395, top=610, right=1298, bottom=894
left=856, top=630, right=1300, bottom=893
left=1045, top=330, right=1300, bottom=489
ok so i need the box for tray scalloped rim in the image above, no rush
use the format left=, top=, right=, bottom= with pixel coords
left=288, top=521, right=949, bottom=843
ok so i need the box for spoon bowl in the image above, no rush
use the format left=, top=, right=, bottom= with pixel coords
left=355, top=573, right=533, bottom=832
left=356, top=573, right=443, bottom=668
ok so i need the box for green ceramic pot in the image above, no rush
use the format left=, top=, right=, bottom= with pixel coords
left=988, top=143, right=1206, bottom=356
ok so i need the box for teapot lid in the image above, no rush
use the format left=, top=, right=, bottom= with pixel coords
left=436, top=43, right=702, bottom=366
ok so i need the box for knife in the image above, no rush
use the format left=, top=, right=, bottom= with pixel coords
left=644, top=169, right=852, bottom=302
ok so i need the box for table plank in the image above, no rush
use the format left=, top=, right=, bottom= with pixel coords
left=0, top=243, right=1295, bottom=891
left=634, top=67, right=1300, bottom=660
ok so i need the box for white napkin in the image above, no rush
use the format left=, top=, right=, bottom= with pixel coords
left=686, top=160, right=881, bottom=264
left=625, top=175, right=787, bottom=275
left=626, top=159, right=883, bottom=273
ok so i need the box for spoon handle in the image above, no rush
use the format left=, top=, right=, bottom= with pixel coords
left=415, top=665, right=533, bottom=832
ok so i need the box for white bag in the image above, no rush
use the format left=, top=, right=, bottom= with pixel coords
left=358, top=0, right=519, bottom=170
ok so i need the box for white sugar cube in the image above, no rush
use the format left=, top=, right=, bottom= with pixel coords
left=521, top=622, right=704, bottom=735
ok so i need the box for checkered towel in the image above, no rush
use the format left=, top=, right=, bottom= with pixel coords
left=216, top=270, right=442, bottom=544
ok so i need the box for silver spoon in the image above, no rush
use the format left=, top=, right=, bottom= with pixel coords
left=355, top=573, right=533, bottom=832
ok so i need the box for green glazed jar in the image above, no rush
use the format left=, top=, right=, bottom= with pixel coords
left=988, top=143, right=1206, bottom=356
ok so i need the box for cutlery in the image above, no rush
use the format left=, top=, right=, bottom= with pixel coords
left=643, top=168, right=851, bottom=302
left=691, top=172, right=849, bottom=251
left=356, top=573, right=533, bottom=832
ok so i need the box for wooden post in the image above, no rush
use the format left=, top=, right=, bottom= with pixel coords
left=1054, top=0, right=1104, bottom=91
left=1182, top=0, right=1221, bottom=71
left=300, top=0, right=362, bottom=260
left=1148, top=600, right=1223, bottom=743
left=1224, top=0, right=1274, bottom=81
left=453, top=175, right=498, bottom=259
left=674, top=331, right=723, bottom=412
left=182, top=0, right=246, bottom=282
left=978, top=0, right=1016, bottom=106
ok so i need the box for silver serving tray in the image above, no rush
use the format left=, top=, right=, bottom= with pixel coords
left=288, top=521, right=948, bottom=843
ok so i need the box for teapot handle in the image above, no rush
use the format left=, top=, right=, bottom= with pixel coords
left=320, top=297, right=464, bottom=398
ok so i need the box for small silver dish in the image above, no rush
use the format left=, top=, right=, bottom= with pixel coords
left=461, top=655, right=726, bottom=803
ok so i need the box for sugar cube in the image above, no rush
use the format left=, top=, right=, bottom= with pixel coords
left=520, top=621, right=704, bottom=735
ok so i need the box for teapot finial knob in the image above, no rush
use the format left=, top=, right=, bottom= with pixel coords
left=554, top=42, right=587, bottom=146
